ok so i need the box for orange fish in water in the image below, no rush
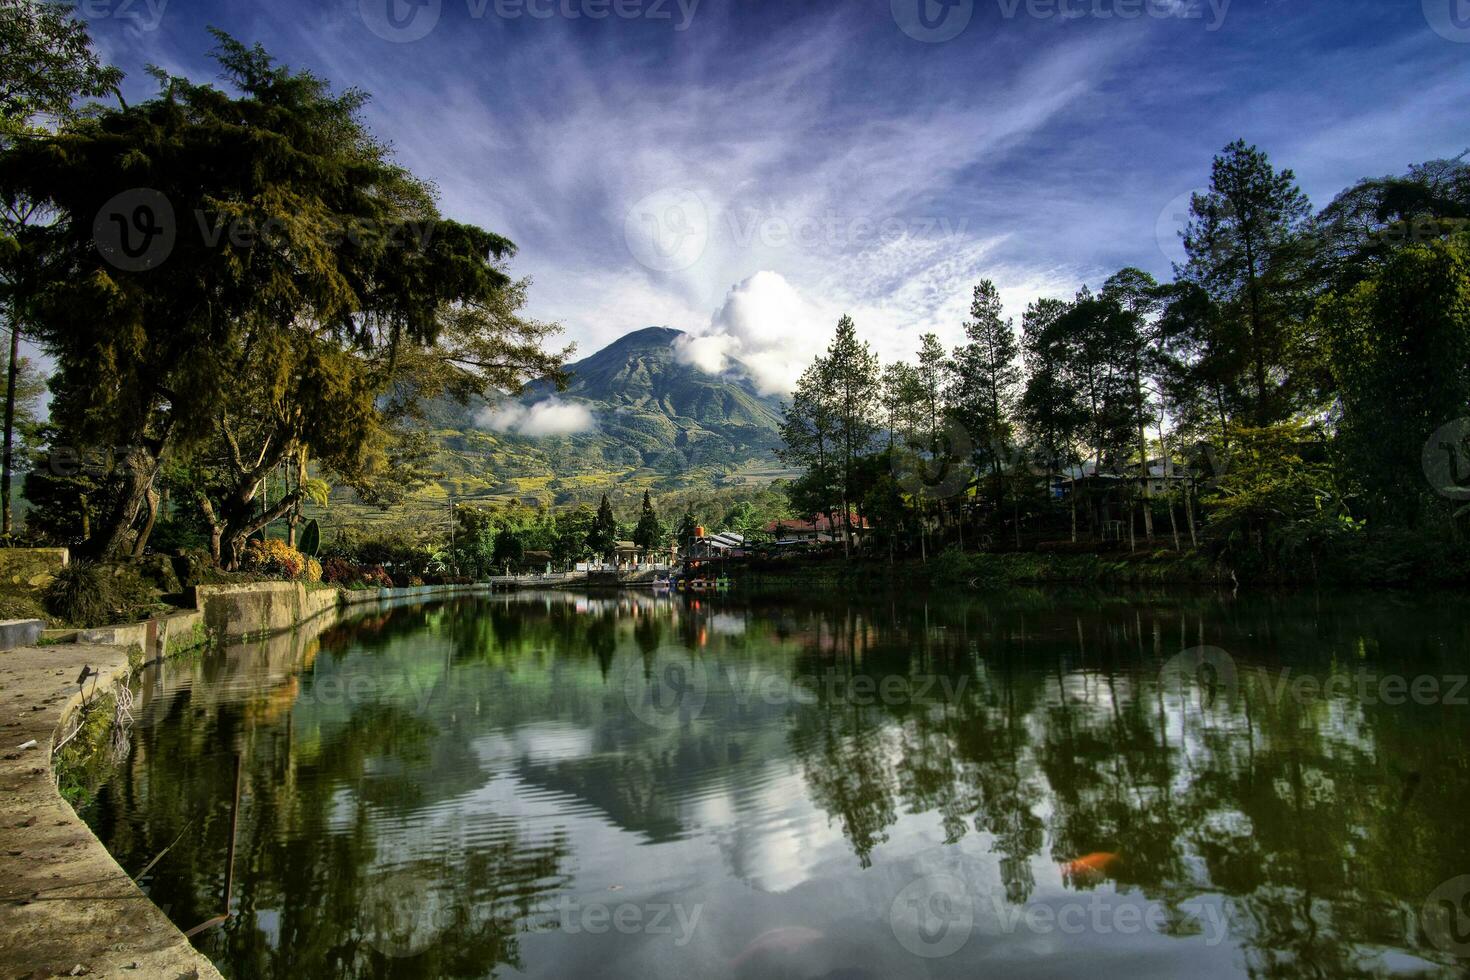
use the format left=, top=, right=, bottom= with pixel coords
left=1061, top=851, right=1119, bottom=881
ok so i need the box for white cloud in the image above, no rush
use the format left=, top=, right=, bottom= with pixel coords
left=675, top=270, right=831, bottom=396
left=476, top=398, right=596, bottom=438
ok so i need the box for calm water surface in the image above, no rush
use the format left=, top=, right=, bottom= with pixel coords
left=82, top=589, right=1470, bottom=978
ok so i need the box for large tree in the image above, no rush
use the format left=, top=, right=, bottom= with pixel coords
left=1321, top=235, right=1470, bottom=528
left=2, top=34, right=564, bottom=562
left=824, top=315, right=880, bottom=554
left=587, top=493, right=618, bottom=561
left=0, top=1, right=121, bottom=535
left=949, top=280, right=1022, bottom=538
left=778, top=357, right=841, bottom=530
left=1182, top=140, right=1312, bottom=425
left=632, top=490, right=662, bottom=554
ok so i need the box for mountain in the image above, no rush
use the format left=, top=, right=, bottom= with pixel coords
left=408, top=327, right=792, bottom=509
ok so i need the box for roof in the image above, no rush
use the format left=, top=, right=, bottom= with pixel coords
left=700, top=531, right=745, bottom=549
left=765, top=514, right=870, bottom=533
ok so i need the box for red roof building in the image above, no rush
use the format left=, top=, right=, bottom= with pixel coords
left=764, top=514, right=870, bottom=543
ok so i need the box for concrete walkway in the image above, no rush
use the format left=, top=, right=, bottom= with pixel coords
left=0, top=641, right=221, bottom=980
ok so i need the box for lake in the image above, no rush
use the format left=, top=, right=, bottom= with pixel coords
left=80, top=588, right=1470, bottom=978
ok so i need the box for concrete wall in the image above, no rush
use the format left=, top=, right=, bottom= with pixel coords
left=0, top=579, right=494, bottom=979
left=0, top=546, right=68, bottom=588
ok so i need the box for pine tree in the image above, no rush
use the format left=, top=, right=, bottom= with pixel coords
left=632, top=490, right=662, bottom=555
left=825, top=315, right=879, bottom=555
left=948, top=281, right=1022, bottom=532
left=676, top=506, right=699, bottom=554
left=587, top=493, right=618, bottom=560
left=1182, top=140, right=1311, bottom=424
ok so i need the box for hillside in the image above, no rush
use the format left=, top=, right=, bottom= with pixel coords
left=332, top=327, right=793, bottom=522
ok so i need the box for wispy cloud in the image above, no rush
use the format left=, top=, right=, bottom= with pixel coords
left=82, top=0, right=1470, bottom=390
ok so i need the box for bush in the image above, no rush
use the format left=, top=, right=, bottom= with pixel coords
left=242, top=539, right=317, bottom=581
left=322, top=556, right=356, bottom=585
left=320, top=557, right=392, bottom=588
left=44, top=563, right=115, bottom=626
left=42, top=562, right=159, bottom=627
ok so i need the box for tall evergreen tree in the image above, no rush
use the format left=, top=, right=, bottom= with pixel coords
left=587, top=493, right=618, bottom=560
left=632, top=490, right=662, bottom=555
left=824, top=315, right=880, bottom=554
left=1183, top=140, right=1311, bottom=424
left=948, top=281, right=1022, bottom=530
left=675, top=505, right=699, bottom=554
left=779, top=357, right=841, bottom=528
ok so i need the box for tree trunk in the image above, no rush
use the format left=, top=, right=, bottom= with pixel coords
left=91, top=444, right=162, bottom=561
left=1184, top=481, right=1198, bottom=548
left=131, top=484, right=161, bottom=559
left=2, top=315, right=19, bottom=537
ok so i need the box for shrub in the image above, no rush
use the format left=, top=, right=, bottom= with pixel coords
left=304, top=557, right=323, bottom=583
left=44, top=562, right=116, bottom=626
left=322, top=556, right=357, bottom=585
left=361, top=564, right=393, bottom=588
left=41, top=563, right=158, bottom=627
left=242, top=538, right=312, bottom=580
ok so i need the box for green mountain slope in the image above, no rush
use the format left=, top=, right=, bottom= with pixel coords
left=354, top=327, right=793, bottom=515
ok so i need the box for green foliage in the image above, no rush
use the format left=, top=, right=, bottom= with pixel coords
left=1320, top=234, right=1470, bottom=527
left=2, top=33, right=565, bottom=563
left=42, top=561, right=157, bottom=627
left=587, top=494, right=618, bottom=559
left=632, top=490, right=662, bottom=553
left=1200, top=422, right=1360, bottom=576
left=299, top=518, right=321, bottom=557
left=0, top=0, right=121, bottom=140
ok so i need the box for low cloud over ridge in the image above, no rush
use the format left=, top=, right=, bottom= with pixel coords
left=477, top=398, right=596, bottom=438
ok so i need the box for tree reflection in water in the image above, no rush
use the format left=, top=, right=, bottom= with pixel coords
left=81, top=590, right=1470, bottom=978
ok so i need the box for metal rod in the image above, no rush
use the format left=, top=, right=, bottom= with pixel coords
left=182, top=751, right=243, bottom=939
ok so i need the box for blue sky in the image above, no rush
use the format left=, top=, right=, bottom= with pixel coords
left=82, top=0, right=1470, bottom=393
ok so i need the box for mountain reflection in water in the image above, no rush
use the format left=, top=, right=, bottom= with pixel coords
left=81, top=589, right=1470, bottom=979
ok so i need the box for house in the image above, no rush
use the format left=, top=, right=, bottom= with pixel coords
left=764, top=514, right=869, bottom=546
left=683, top=530, right=745, bottom=559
